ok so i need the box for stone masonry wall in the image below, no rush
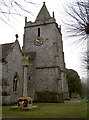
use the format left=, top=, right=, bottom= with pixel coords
left=23, top=21, right=69, bottom=99
left=2, top=42, right=23, bottom=104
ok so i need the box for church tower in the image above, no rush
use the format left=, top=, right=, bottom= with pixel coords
left=23, top=2, right=69, bottom=100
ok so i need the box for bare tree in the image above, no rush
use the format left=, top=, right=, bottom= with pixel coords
left=62, top=0, right=89, bottom=99
left=62, top=0, right=89, bottom=69
left=62, top=0, right=89, bottom=41
left=0, top=0, right=39, bottom=25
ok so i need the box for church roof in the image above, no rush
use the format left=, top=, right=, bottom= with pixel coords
left=35, top=2, right=51, bottom=22
left=1, top=40, right=22, bottom=60
left=2, top=42, right=14, bottom=58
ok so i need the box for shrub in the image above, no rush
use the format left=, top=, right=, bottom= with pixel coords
left=35, top=91, right=63, bottom=103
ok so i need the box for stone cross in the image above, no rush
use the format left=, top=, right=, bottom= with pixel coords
left=22, top=55, right=29, bottom=97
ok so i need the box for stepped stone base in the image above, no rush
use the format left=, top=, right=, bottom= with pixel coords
left=10, top=105, right=37, bottom=111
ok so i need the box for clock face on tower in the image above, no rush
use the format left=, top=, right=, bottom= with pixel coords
left=34, top=37, right=43, bottom=46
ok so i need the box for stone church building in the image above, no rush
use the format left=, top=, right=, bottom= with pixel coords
left=1, top=2, right=69, bottom=104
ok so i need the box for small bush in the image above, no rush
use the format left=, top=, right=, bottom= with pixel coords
left=35, top=91, right=63, bottom=103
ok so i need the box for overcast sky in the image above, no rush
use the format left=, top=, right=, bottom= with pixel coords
left=0, top=0, right=87, bottom=79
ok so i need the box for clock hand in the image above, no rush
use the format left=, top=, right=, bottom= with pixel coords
left=36, top=39, right=40, bottom=42
left=35, top=38, right=43, bottom=46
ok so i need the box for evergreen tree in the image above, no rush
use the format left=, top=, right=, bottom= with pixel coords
left=66, top=69, right=82, bottom=98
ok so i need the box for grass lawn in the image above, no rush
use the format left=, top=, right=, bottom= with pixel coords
left=1, top=102, right=88, bottom=118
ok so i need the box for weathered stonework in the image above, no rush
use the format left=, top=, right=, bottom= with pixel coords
left=1, top=2, right=69, bottom=104
left=1, top=40, right=23, bottom=104
left=23, top=2, right=69, bottom=100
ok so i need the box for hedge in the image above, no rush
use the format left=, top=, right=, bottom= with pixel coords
left=35, top=91, right=64, bottom=103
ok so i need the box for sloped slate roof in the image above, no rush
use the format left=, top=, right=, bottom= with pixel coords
left=2, top=42, right=14, bottom=58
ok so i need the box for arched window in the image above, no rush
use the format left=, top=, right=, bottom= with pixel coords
left=13, top=72, right=19, bottom=92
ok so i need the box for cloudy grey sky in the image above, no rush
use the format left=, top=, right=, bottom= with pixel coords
left=0, top=0, right=87, bottom=78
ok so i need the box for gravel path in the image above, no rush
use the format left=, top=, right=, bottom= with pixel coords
left=64, top=100, right=87, bottom=103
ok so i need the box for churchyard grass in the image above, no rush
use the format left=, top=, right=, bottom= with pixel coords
left=2, top=102, right=88, bottom=118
